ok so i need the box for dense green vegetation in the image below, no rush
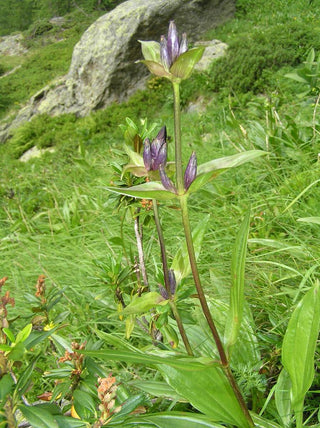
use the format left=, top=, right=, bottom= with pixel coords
left=0, top=0, right=124, bottom=35
left=1, top=0, right=320, bottom=426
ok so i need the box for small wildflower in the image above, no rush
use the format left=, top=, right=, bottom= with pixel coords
left=159, top=164, right=177, bottom=193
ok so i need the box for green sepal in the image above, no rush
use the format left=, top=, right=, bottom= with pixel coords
left=188, top=150, right=266, bottom=193
left=170, top=47, right=205, bottom=80
left=105, top=181, right=177, bottom=200
left=139, top=60, right=171, bottom=78
left=139, top=40, right=161, bottom=63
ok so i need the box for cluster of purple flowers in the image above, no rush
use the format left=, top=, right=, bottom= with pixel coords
left=143, top=126, right=197, bottom=193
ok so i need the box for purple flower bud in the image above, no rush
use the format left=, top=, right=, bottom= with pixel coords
left=159, top=164, right=177, bottom=193
left=160, top=35, right=171, bottom=71
left=179, top=33, right=188, bottom=55
left=184, top=151, right=197, bottom=190
left=153, top=142, right=167, bottom=170
left=143, top=126, right=168, bottom=172
left=143, top=138, right=152, bottom=171
left=159, top=284, right=169, bottom=300
left=167, top=21, right=180, bottom=64
left=157, top=126, right=167, bottom=143
left=168, top=269, right=177, bottom=295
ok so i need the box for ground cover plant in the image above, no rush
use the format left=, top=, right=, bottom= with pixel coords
left=0, top=0, right=320, bottom=426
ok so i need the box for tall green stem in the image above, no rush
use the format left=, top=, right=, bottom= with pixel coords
left=172, top=81, right=255, bottom=427
left=153, top=199, right=194, bottom=356
left=173, top=81, right=184, bottom=195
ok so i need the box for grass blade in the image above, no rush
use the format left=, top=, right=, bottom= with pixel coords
left=225, top=211, right=250, bottom=356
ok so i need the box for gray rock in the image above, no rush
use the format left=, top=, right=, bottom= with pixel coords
left=0, top=0, right=234, bottom=143
left=195, top=39, right=228, bottom=72
left=0, top=34, right=28, bottom=56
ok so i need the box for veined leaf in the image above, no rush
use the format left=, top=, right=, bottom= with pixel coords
left=274, top=369, right=292, bottom=428
left=138, top=40, right=161, bottom=63
left=16, top=323, right=32, bottom=343
left=81, top=349, right=215, bottom=371
left=225, top=211, right=250, bottom=356
left=282, top=281, right=320, bottom=421
left=129, top=380, right=186, bottom=401
left=171, top=215, right=209, bottom=284
left=104, top=182, right=176, bottom=200
left=116, top=292, right=166, bottom=316
left=251, top=413, right=283, bottom=428
left=19, top=404, right=59, bottom=428
left=189, top=150, right=266, bottom=193
left=170, top=47, right=205, bottom=80
left=159, top=364, right=251, bottom=427
left=108, top=411, right=225, bottom=427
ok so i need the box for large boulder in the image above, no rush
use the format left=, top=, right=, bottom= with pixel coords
left=0, top=0, right=235, bottom=142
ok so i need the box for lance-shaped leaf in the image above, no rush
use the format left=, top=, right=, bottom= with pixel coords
left=108, top=411, right=225, bottom=428
left=116, top=292, right=166, bottom=316
left=282, top=281, right=320, bottom=421
left=170, top=47, right=205, bottom=80
left=225, top=211, right=250, bottom=357
left=171, top=215, right=209, bottom=284
left=81, top=348, right=215, bottom=370
left=274, top=369, right=292, bottom=428
left=159, top=364, right=251, bottom=427
left=188, top=150, right=266, bottom=193
left=104, top=181, right=176, bottom=200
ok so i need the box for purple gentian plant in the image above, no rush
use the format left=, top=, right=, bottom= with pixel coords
left=105, top=21, right=266, bottom=428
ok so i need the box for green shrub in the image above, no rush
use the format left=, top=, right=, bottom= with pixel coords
left=210, top=20, right=320, bottom=93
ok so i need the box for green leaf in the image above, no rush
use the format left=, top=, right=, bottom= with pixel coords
left=123, top=145, right=144, bottom=168
left=297, top=216, right=320, bottom=225
left=108, top=411, right=225, bottom=427
left=170, top=47, right=205, bottom=80
left=225, top=211, right=250, bottom=356
left=19, top=404, right=59, bottom=428
left=16, top=355, right=40, bottom=395
left=189, top=150, right=266, bottom=193
left=81, top=349, right=215, bottom=370
left=111, top=393, right=146, bottom=421
left=54, top=416, right=87, bottom=428
left=117, top=292, right=166, bottom=316
left=73, top=389, right=96, bottom=420
left=0, top=344, right=12, bottom=351
left=24, top=325, right=60, bottom=349
left=2, top=328, right=15, bottom=343
left=139, top=40, right=161, bottom=63
left=104, top=182, right=176, bottom=200
left=282, top=281, right=320, bottom=417
left=171, top=215, right=209, bottom=284
left=159, top=364, right=251, bottom=427
left=284, top=72, right=308, bottom=84
left=0, top=373, right=14, bottom=400
left=274, top=369, right=292, bottom=428
left=16, top=323, right=32, bottom=343
left=7, top=341, right=26, bottom=361
left=130, top=380, right=186, bottom=401
left=251, top=413, right=283, bottom=428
